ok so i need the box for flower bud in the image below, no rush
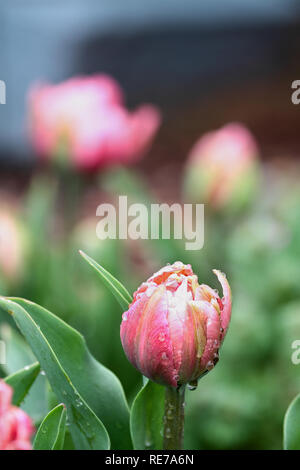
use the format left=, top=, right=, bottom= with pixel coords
left=0, top=380, right=34, bottom=450
left=184, top=123, right=260, bottom=212
left=28, top=74, right=161, bottom=171
left=120, top=262, right=231, bottom=388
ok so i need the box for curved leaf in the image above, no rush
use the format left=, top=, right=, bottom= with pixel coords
left=0, top=297, right=110, bottom=450
left=0, top=323, right=48, bottom=423
left=34, top=404, right=67, bottom=450
left=130, top=380, right=165, bottom=450
left=0, top=296, right=131, bottom=449
left=79, top=251, right=132, bottom=310
left=284, top=392, right=300, bottom=450
left=5, top=362, right=40, bottom=406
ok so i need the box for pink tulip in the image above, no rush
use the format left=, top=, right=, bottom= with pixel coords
left=184, top=123, right=259, bottom=210
left=120, top=262, right=231, bottom=388
left=28, top=74, right=161, bottom=171
left=0, top=380, right=34, bottom=450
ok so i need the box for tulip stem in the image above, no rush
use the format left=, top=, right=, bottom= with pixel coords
left=163, top=385, right=186, bottom=450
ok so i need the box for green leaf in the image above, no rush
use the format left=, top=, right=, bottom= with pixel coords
left=34, top=404, right=67, bottom=450
left=79, top=251, right=132, bottom=311
left=0, top=296, right=131, bottom=450
left=284, top=392, right=300, bottom=449
left=0, top=323, right=48, bottom=423
left=0, top=323, right=36, bottom=373
left=130, top=380, right=165, bottom=450
left=0, top=297, right=132, bottom=449
left=4, top=362, right=40, bottom=406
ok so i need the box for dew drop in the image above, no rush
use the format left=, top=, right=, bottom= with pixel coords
left=206, top=360, right=214, bottom=371
left=75, top=398, right=83, bottom=407
left=158, top=332, right=165, bottom=342
left=144, top=437, right=153, bottom=448
left=188, top=380, right=198, bottom=391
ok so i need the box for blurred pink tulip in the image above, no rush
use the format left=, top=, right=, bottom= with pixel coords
left=184, top=123, right=260, bottom=211
left=0, top=380, right=34, bottom=450
left=28, top=74, right=161, bottom=171
left=120, top=262, right=231, bottom=388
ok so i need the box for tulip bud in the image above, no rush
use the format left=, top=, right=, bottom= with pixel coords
left=184, top=123, right=260, bottom=212
left=28, top=74, right=161, bottom=171
left=0, top=380, right=34, bottom=450
left=120, top=262, right=231, bottom=388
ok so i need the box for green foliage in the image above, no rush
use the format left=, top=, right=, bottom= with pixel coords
left=130, top=381, right=165, bottom=450
left=2, top=163, right=300, bottom=450
left=0, top=323, right=48, bottom=423
left=5, top=362, right=40, bottom=406
left=79, top=250, right=132, bottom=311
left=34, top=404, right=67, bottom=450
left=284, top=393, right=300, bottom=450
left=0, top=297, right=131, bottom=449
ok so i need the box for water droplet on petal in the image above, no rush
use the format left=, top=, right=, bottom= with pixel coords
left=158, top=332, right=165, bottom=342
left=188, top=379, right=198, bottom=391
left=206, top=360, right=214, bottom=371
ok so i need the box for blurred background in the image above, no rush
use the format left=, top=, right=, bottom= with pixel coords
left=1, top=0, right=300, bottom=450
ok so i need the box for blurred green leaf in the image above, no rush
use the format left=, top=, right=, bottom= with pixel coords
left=79, top=251, right=132, bottom=311
left=101, top=167, right=186, bottom=265
left=284, top=392, right=300, bottom=450
left=0, top=297, right=133, bottom=449
left=4, top=362, right=40, bottom=406
left=130, top=380, right=165, bottom=450
left=34, top=403, right=67, bottom=450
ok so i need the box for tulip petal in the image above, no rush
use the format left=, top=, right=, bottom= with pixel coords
left=198, top=301, right=222, bottom=372
left=213, top=269, right=232, bottom=340
left=121, top=286, right=177, bottom=387
left=178, top=301, right=206, bottom=383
